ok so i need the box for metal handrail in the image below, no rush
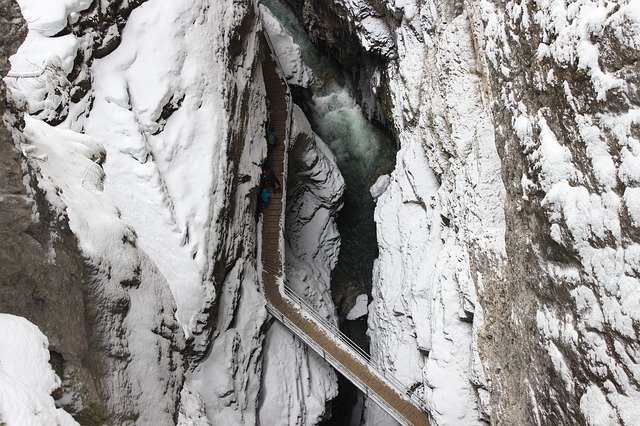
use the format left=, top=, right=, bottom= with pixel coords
left=266, top=301, right=414, bottom=426
left=281, top=285, right=429, bottom=410
left=6, top=65, right=46, bottom=79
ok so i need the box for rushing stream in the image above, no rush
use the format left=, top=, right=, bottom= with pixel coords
left=309, top=89, right=396, bottom=313
left=263, top=1, right=397, bottom=424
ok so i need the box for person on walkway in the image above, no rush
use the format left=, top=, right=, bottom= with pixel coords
left=266, top=126, right=277, bottom=150
left=261, top=168, right=281, bottom=192
left=260, top=169, right=271, bottom=187
left=260, top=187, right=270, bottom=208
left=270, top=171, right=281, bottom=192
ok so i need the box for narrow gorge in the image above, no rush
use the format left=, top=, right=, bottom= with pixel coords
left=1, top=0, right=639, bottom=425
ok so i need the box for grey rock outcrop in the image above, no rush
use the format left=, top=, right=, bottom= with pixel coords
left=0, top=0, right=104, bottom=422
left=471, top=0, right=640, bottom=423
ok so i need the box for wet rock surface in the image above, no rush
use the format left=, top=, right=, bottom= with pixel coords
left=282, top=0, right=397, bottom=126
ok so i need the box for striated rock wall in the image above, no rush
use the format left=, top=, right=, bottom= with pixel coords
left=285, top=0, right=640, bottom=424
left=471, top=0, right=640, bottom=423
left=366, top=1, right=505, bottom=424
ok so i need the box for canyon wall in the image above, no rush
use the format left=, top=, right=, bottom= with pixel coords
left=284, top=0, right=640, bottom=424
left=4, top=0, right=267, bottom=423
left=3, top=0, right=187, bottom=422
left=3, top=0, right=344, bottom=423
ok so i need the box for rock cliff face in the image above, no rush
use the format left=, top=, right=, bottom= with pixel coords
left=475, top=1, right=640, bottom=423
left=4, top=0, right=186, bottom=422
left=283, top=0, right=640, bottom=424
left=0, top=0, right=103, bottom=422
left=3, top=0, right=270, bottom=424
left=3, top=0, right=347, bottom=424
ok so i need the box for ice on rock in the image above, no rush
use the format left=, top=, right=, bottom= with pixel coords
left=0, top=314, right=78, bottom=425
left=370, top=174, right=390, bottom=201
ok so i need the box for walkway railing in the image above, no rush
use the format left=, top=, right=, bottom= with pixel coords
left=6, top=69, right=45, bottom=78
left=266, top=299, right=419, bottom=426
left=280, top=285, right=429, bottom=411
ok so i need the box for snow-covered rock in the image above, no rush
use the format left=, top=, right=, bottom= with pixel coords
left=7, top=0, right=269, bottom=423
left=0, top=314, right=77, bottom=425
left=21, top=113, right=185, bottom=424
left=474, top=0, right=640, bottom=422
left=1, top=3, right=105, bottom=422
left=333, top=0, right=396, bottom=58
left=362, top=3, right=505, bottom=424
left=261, top=5, right=314, bottom=87
left=369, top=174, right=390, bottom=201
left=287, top=0, right=640, bottom=423
left=346, top=294, right=369, bottom=320
left=6, top=0, right=638, bottom=423
left=15, top=0, right=92, bottom=37
left=259, top=104, right=344, bottom=425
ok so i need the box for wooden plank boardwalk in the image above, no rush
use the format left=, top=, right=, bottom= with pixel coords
left=259, top=35, right=431, bottom=426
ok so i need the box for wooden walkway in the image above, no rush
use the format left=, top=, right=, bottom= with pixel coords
left=259, top=35, right=430, bottom=426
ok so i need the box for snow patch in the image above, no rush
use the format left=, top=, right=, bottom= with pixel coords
left=347, top=294, right=369, bottom=320
left=0, top=314, right=77, bottom=426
